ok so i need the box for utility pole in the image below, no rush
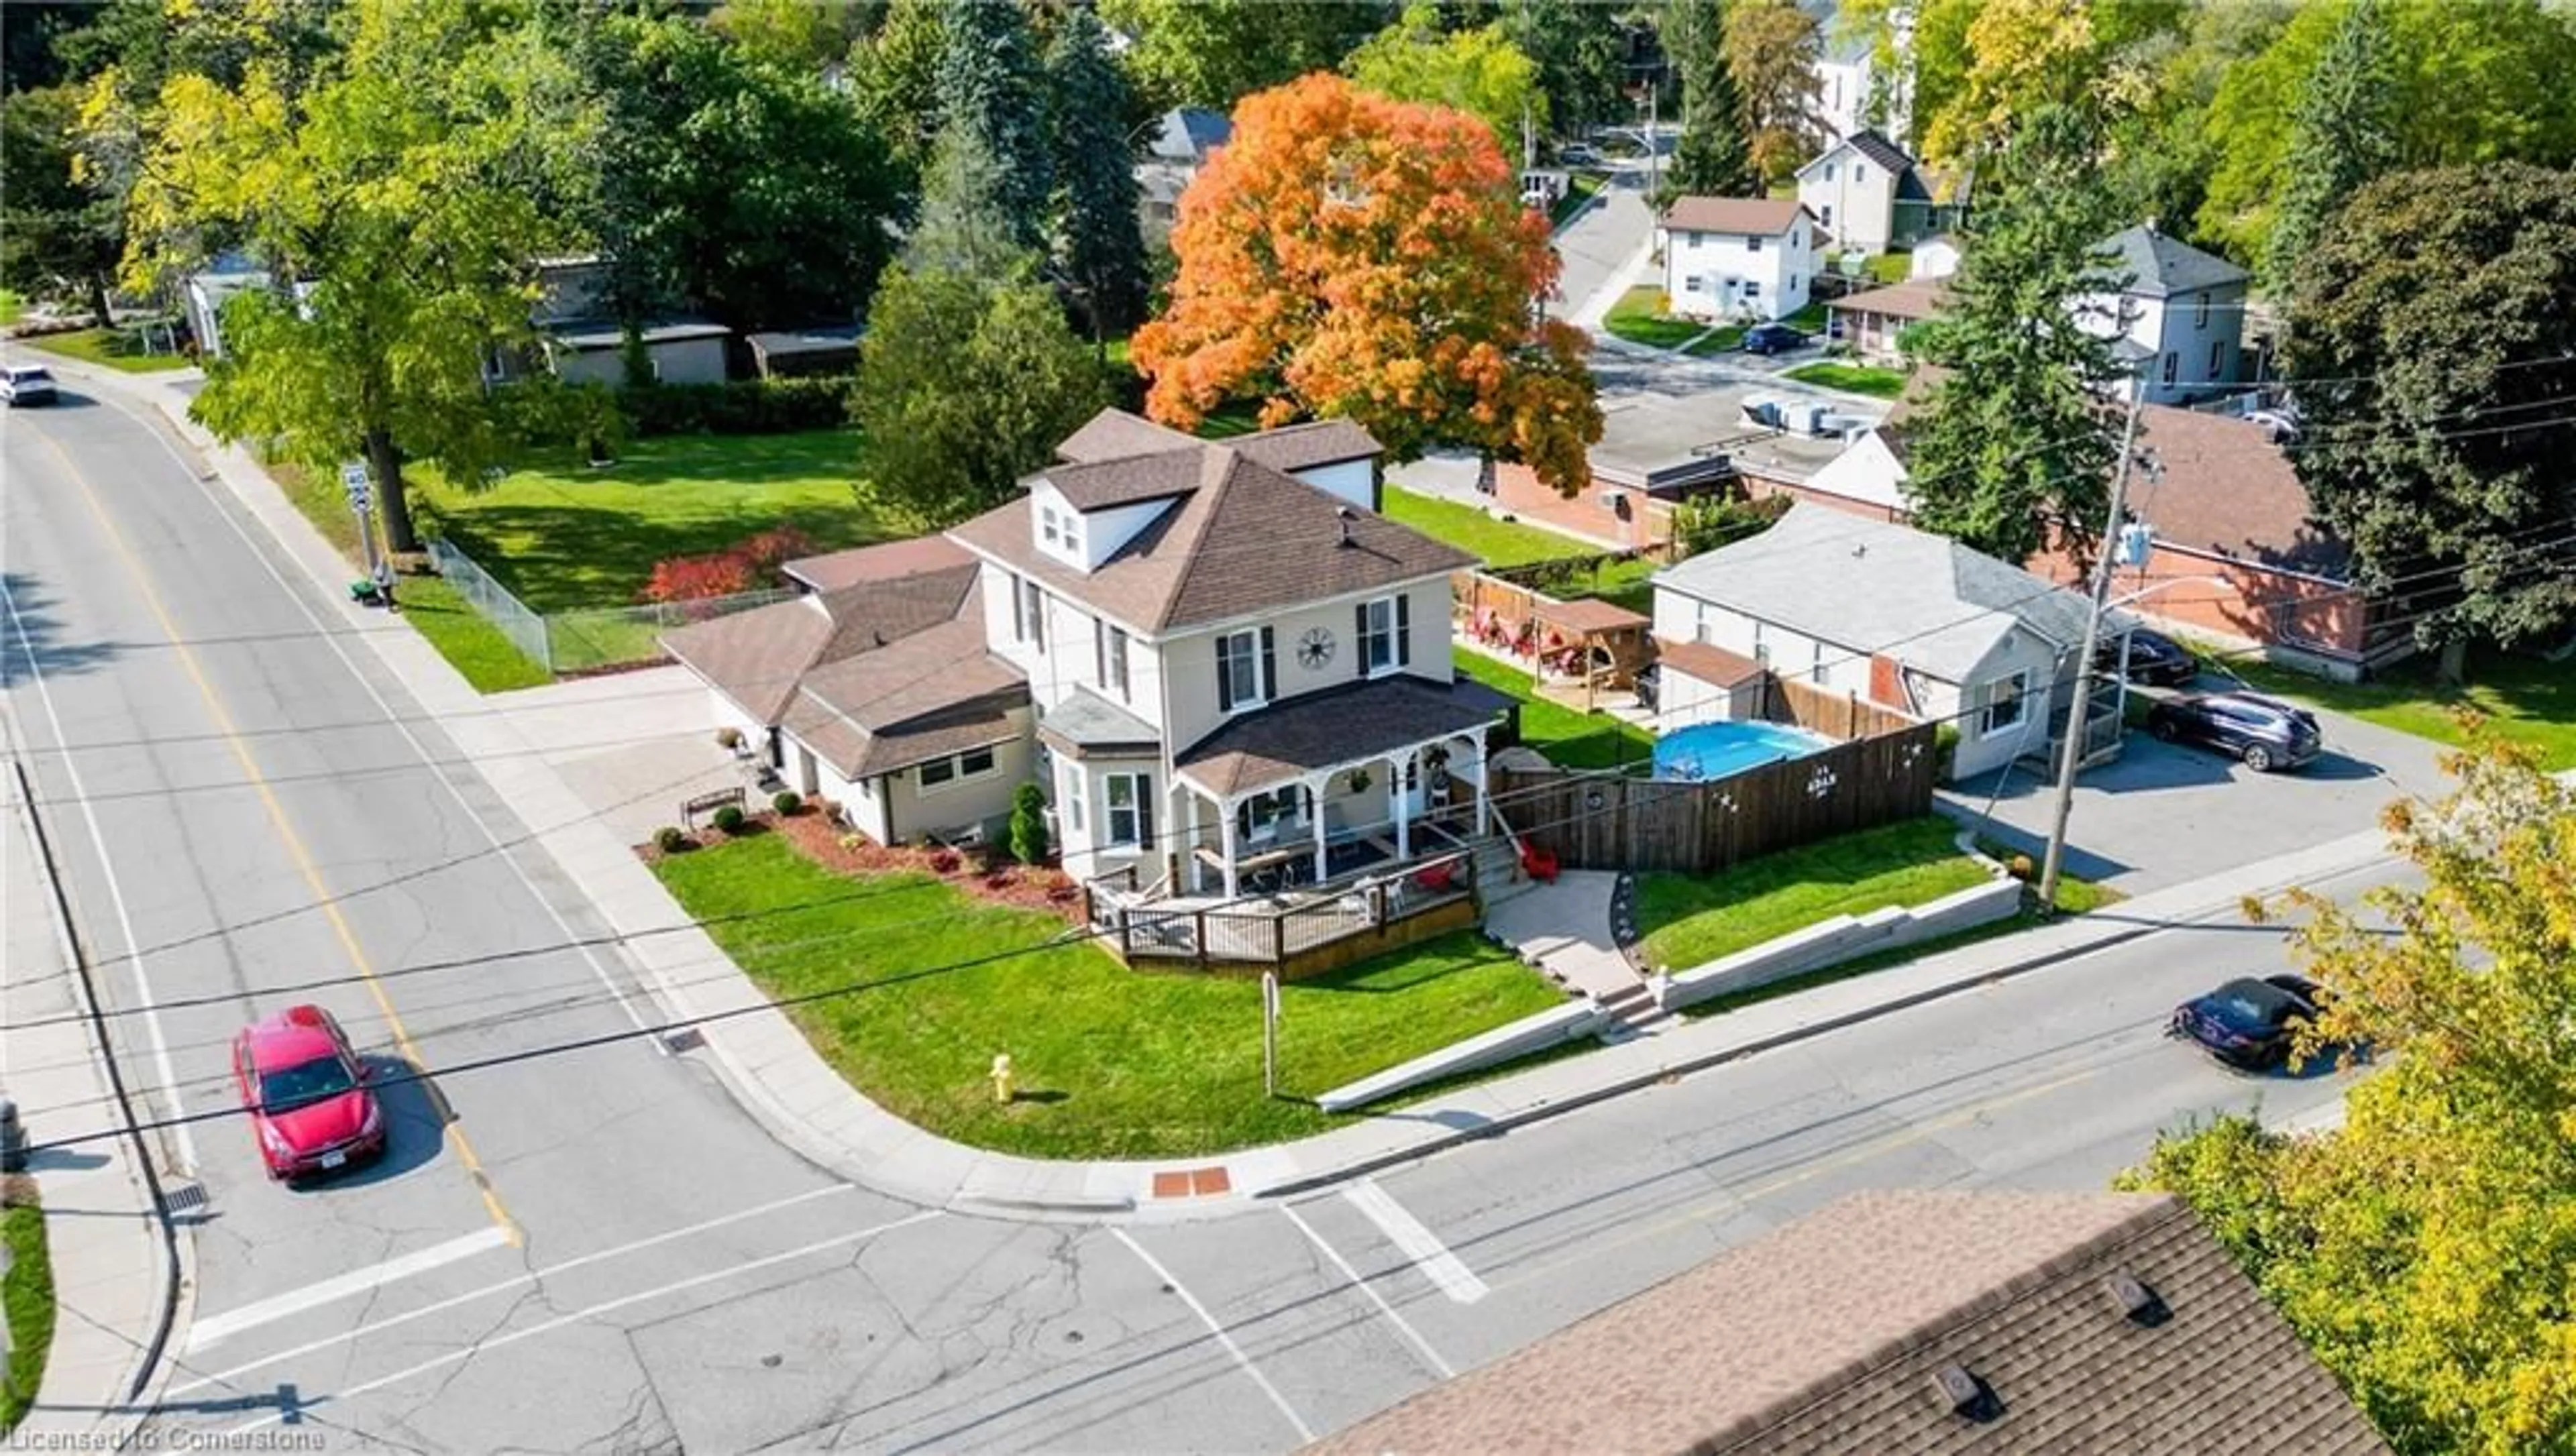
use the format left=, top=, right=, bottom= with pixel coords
left=2037, top=383, right=2149, bottom=913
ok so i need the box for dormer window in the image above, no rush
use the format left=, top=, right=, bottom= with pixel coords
left=1040, top=506, right=1061, bottom=546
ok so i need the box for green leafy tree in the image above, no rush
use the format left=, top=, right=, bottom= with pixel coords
left=1662, top=0, right=1754, bottom=200
left=2125, top=736, right=2576, bottom=1455
left=564, top=12, right=902, bottom=333
left=938, top=0, right=1052, bottom=249
left=853, top=131, right=1108, bottom=528
left=1901, top=105, right=2128, bottom=564
left=1495, top=0, right=1629, bottom=139
left=2281, top=163, right=2576, bottom=677
left=1347, top=4, right=1548, bottom=154
left=116, top=0, right=569, bottom=553
left=1720, top=0, right=1822, bottom=186
left=2198, top=0, right=2576, bottom=263
left=1919, top=0, right=2188, bottom=169
left=1044, top=7, right=1150, bottom=341
left=848, top=0, right=947, bottom=174
left=1100, top=0, right=1391, bottom=111
left=2261, top=0, right=2396, bottom=295
left=1, top=88, right=123, bottom=327
left=710, top=0, right=875, bottom=72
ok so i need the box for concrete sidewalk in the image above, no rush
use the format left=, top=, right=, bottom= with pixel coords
left=46, top=357, right=2403, bottom=1228
left=2, top=767, right=182, bottom=1441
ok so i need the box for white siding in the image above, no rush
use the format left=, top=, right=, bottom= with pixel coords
left=1662, top=223, right=1817, bottom=323
left=1796, top=147, right=1897, bottom=256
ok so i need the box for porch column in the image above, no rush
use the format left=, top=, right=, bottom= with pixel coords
left=1217, top=789, right=1241, bottom=899
left=1389, top=747, right=1416, bottom=859
left=1309, top=774, right=1330, bottom=884
left=1469, top=726, right=1492, bottom=838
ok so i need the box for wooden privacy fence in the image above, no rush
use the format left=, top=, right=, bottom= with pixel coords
left=1491, top=722, right=1940, bottom=875
left=1760, top=675, right=1924, bottom=741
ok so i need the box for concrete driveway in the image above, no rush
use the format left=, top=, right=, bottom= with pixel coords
left=1941, top=696, right=2447, bottom=895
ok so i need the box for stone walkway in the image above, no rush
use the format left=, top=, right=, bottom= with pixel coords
left=1482, top=871, right=1642, bottom=1001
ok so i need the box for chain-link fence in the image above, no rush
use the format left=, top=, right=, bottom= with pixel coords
left=425, top=537, right=797, bottom=678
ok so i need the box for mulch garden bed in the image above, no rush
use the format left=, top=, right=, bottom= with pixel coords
left=639, top=809, right=1085, bottom=925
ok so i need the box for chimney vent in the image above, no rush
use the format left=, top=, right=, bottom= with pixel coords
left=2103, top=1271, right=2169, bottom=1326
left=1926, top=1364, right=2001, bottom=1422
left=1337, top=504, right=1356, bottom=547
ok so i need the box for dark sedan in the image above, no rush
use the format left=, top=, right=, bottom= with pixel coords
left=2169, top=974, right=2329, bottom=1070
left=1739, top=323, right=1808, bottom=355
left=2100, top=628, right=2198, bottom=686
left=2145, top=691, right=2322, bottom=773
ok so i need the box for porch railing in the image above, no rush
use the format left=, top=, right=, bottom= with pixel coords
left=1104, top=848, right=1475, bottom=968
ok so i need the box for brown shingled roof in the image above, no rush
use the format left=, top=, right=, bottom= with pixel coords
left=1177, top=675, right=1513, bottom=796
left=1040, top=448, right=1217, bottom=510
left=1055, top=406, right=1197, bottom=463
left=659, top=564, right=979, bottom=726
left=1664, top=196, right=1811, bottom=236
left=1833, top=276, right=1953, bottom=323
left=950, top=451, right=1470, bottom=634
left=1055, top=407, right=1382, bottom=475
left=2135, top=404, right=2351, bottom=580
left=782, top=600, right=1030, bottom=777
left=1309, top=1189, right=2388, bottom=1456
left=782, top=536, right=973, bottom=593
left=1655, top=636, right=1765, bottom=688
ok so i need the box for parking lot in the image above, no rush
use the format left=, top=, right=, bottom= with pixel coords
left=1941, top=688, right=2449, bottom=895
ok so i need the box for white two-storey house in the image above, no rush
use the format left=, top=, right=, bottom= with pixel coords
left=667, top=408, right=1509, bottom=905
left=2077, top=224, right=2250, bottom=407
left=1660, top=197, right=1825, bottom=323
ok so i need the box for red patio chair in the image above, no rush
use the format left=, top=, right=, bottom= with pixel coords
left=1520, top=844, right=1560, bottom=884
left=1410, top=859, right=1458, bottom=894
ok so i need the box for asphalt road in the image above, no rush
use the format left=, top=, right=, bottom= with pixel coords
left=4, top=380, right=2379, bottom=1453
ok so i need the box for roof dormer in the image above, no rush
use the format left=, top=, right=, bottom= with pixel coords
left=1028, top=473, right=1186, bottom=573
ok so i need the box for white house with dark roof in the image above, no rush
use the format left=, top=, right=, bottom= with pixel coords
left=1660, top=197, right=1825, bottom=322
left=2080, top=223, right=2251, bottom=406
left=665, top=408, right=1511, bottom=913
left=1794, top=129, right=1949, bottom=256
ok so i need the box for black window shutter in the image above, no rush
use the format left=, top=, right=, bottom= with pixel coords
left=1216, top=637, right=1234, bottom=712
left=1355, top=602, right=1369, bottom=678
left=1396, top=594, right=1412, bottom=666
left=1259, top=626, right=1277, bottom=701
left=1093, top=618, right=1106, bottom=686
left=1138, top=777, right=1155, bottom=850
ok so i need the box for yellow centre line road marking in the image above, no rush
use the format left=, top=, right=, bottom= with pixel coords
left=1477, top=1064, right=2106, bottom=1299
left=39, top=429, right=521, bottom=1244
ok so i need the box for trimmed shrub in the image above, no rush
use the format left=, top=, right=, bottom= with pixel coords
left=928, top=848, right=963, bottom=874
left=1933, top=722, right=1962, bottom=777
left=1008, top=783, right=1051, bottom=865
left=616, top=375, right=854, bottom=437
left=771, top=789, right=803, bottom=816
left=654, top=826, right=687, bottom=853
left=710, top=803, right=747, bottom=834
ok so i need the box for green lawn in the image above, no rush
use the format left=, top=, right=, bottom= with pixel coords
left=1382, top=487, right=1595, bottom=568
left=1683, top=324, right=1746, bottom=356
left=415, top=430, right=890, bottom=613
left=1454, top=649, right=1658, bottom=771
left=651, top=832, right=1564, bottom=1158
left=1862, top=253, right=1913, bottom=284
left=0, top=289, right=23, bottom=326
left=3, top=1186, right=54, bottom=1435
left=1782, top=360, right=1908, bottom=398
left=25, top=324, right=195, bottom=373
left=1603, top=286, right=1707, bottom=350
left=1550, top=172, right=1604, bottom=226
left=1635, top=816, right=1993, bottom=973
left=2218, top=649, right=2576, bottom=773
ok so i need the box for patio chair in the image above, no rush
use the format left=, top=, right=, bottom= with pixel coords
left=1520, top=844, right=1560, bottom=884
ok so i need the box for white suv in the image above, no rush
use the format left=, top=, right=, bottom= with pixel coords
left=1, top=364, right=58, bottom=406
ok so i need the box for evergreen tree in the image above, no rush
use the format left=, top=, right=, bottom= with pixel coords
left=2260, top=0, right=2396, bottom=298
left=1045, top=7, right=1150, bottom=340
left=1901, top=105, right=2128, bottom=565
left=1663, top=0, right=1754, bottom=200
left=854, top=129, right=1108, bottom=527
left=937, top=0, right=1051, bottom=250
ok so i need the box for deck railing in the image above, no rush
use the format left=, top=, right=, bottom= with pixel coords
left=1099, top=848, right=1475, bottom=968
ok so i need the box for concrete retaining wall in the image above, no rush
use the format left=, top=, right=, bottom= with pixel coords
left=1655, top=877, right=2025, bottom=1012
left=1316, top=1000, right=1606, bottom=1113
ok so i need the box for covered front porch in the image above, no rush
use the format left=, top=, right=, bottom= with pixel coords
left=1169, top=676, right=1511, bottom=899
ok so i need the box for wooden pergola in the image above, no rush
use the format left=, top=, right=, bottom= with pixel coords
left=1531, top=597, right=1652, bottom=712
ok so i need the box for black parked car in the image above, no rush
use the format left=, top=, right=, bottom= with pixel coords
left=2169, top=974, right=2329, bottom=1070
left=2099, top=628, right=2197, bottom=686
left=1740, top=323, right=1808, bottom=355
left=2145, top=691, right=2321, bottom=773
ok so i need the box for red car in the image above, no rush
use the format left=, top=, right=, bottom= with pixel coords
left=231, top=1005, right=384, bottom=1180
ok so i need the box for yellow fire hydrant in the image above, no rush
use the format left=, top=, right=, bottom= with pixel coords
left=989, top=1053, right=1016, bottom=1105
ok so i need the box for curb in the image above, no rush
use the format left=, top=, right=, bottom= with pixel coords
left=1255, top=835, right=2398, bottom=1200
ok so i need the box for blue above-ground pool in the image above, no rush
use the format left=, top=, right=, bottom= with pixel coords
left=1654, top=720, right=1837, bottom=781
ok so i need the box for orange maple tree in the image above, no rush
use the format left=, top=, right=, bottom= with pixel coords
left=1132, top=74, right=1602, bottom=495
